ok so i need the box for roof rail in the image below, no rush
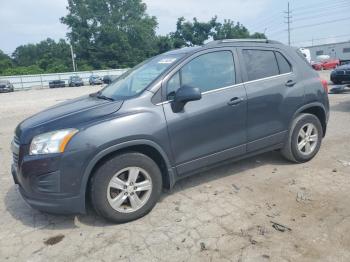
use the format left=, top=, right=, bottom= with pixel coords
left=205, top=39, right=281, bottom=46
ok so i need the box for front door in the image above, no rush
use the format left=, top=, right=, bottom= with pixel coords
left=162, top=49, right=247, bottom=175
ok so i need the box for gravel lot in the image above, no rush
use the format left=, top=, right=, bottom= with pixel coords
left=0, top=75, right=350, bottom=262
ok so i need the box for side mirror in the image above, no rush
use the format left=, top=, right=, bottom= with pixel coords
left=172, top=85, right=202, bottom=113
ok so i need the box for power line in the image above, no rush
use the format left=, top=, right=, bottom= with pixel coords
left=292, top=34, right=350, bottom=45
left=291, top=17, right=350, bottom=30
left=284, top=2, right=292, bottom=46
left=291, top=0, right=348, bottom=12
left=292, top=9, right=350, bottom=22
left=292, top=2, right=349, bottom=16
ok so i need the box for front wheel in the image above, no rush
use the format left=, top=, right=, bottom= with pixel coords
left=281, top=113, right=323, bottom=163
left=90, top=152, right=162, bottom=223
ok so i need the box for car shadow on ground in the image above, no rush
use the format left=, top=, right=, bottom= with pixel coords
left=330, top=98, right=350, bottom=112
left=5, top=151, right=290, bottom=229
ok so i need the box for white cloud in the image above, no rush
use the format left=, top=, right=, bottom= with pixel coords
left=0, top=0, right=272, bottom=54
left=0, top=0, right=68, bottom=54
left=144, top=0, right=272, bottom=34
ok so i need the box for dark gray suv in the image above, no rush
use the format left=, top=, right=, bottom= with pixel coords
left=11, top=39, right=329, bottom=223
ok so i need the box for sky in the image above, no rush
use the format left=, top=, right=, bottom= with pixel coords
left=0, top=0, right=349, bottom=55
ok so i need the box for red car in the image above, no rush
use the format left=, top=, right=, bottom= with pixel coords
left=312, top=59, right=340, bottom=70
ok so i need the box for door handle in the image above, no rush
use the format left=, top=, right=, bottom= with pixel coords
left=228, top=97, right=243, bottom=106
left=285, top=80, right=296, bottom=87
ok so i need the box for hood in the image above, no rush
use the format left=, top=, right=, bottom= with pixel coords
left=16, top=95, right=123, bottom=144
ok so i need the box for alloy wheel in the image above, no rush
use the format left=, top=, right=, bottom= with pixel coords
left=107, top=167, right=153, bottom=213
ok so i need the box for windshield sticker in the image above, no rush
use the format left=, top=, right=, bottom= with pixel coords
left=158, top=58, right=177, bottom=64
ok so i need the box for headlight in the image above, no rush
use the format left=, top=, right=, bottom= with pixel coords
left=29, top=129, right=78, bottom=155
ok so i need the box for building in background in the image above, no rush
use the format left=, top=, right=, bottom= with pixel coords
left=304, top=41, right=350, bottom=64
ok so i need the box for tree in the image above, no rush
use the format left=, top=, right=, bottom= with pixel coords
left=61, top=0, right=159, bottom=68
left=169, top=17, right=266, bottom=48
left=0, top=50, right=13, bottom=75
left=12, top=38, right=72, bottom=73
left=213, top=20, right=266, bottom=40
left=170, top=17, right=218, bottom=47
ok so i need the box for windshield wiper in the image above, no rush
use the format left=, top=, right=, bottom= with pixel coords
left=90, top=91, right=115, bottom=101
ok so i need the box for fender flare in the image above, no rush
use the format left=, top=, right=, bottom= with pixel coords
left=290, top=102, right=327, bottom=133
left=79, top=139, right=175, bottom=204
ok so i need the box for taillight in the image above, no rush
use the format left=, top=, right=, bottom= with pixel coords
left=320, top=79, right=328, bottom=93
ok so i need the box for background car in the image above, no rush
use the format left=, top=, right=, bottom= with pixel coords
left=68, top=76, right=84, bottom=87
left=89, top=75, right=103, bottom=85
left=312, top=59, right=340, bottom=71
left=311, top=61, right=323, bottom=71
left=330, top=63, right=350, bottom=85
left=49, top=80, right=66, bottom=88
left=103, top=75, right=119, bottom=84
left=0, top=80, right=14, bottom=93
left=322, top=59, right=340, bottom=70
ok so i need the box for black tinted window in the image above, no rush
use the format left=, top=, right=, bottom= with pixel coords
left=275, top=52, right=292, bottom=74
left=166, top=51, right=235, bottom=99
left=243, top=50, right=279, bottom=81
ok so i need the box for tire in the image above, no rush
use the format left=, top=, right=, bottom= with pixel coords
left=281, top=113, right=323, bottom=163
left=90, top=152, right=162, bottom=223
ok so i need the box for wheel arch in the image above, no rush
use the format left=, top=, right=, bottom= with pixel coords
left=80, top=140, right=176, bottom=210
left=292, top=103, right=327, bottom=137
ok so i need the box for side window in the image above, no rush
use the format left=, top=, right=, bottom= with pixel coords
left=275, top=52, right=292, bottom=74
left=166, top=51, right=235, bottom=99
left=242, top=50, right=279, bottom=81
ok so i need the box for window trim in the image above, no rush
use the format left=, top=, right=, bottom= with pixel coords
left=161, top=48, right=238, bottom=103
left=156, top=72, right=292, bottom=106
left=239, top=48, right=294, bottom=83
left=274, top=51, right=293, bottom=74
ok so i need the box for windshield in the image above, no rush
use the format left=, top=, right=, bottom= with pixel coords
left=101, top=53, right=184, bottom=100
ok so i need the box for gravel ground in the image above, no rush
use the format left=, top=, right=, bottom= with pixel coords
left=0, top=76, right=350, bottom=262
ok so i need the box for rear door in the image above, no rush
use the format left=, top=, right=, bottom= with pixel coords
left=239, top=48, right=298, bottom=152
left=162, top=48, right=247, bottom=175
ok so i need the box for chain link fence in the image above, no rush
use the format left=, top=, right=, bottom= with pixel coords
left=0, top=69, right=128, bottom=90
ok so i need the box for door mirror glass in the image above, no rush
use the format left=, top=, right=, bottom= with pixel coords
left=172, top=85, right=201, bottom=112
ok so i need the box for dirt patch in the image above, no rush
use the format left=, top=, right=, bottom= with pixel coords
left=44, top=234, right=65, bottom=246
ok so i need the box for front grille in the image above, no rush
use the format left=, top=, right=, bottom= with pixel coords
left=337, top=71, right=345, bottom=75
left=12, top=136, right=20, bottom=167
left=13, top=135, right=20, bottom=145
left=346, top=70, right=350, bottom=75
left=13, top=152, right=19, bottom=166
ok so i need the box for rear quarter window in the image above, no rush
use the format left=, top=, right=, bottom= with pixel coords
left=242, top=49, right=279, bottom=81
left=275, top=52, right=292, bottom=74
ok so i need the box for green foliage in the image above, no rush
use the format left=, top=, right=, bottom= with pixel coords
left=61, top=0, right=159, bottom=69
left=2, top=65, right=44, bottom=76
left=0, top=50, right=13, bottom=75
left=170, top=17, right=266, bottom=47
left=0, top=0, right=266, bottom=76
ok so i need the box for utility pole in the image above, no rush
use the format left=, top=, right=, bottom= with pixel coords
left=70, top=44, right=76, bottom=72
left=284, top=2, right=292, bottom=46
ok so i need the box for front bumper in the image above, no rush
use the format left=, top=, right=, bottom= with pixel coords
left=11, top=149, right=88, bottom=214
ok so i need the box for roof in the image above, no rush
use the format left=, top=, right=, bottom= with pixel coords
left=205, top=38, right=281, bottom=46
left=164, top=39, right=283, bottom=56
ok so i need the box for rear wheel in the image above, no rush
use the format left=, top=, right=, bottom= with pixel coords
left=90, top=152, right=162, bottom=223
left=281, top=113, right=323, bottom=163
